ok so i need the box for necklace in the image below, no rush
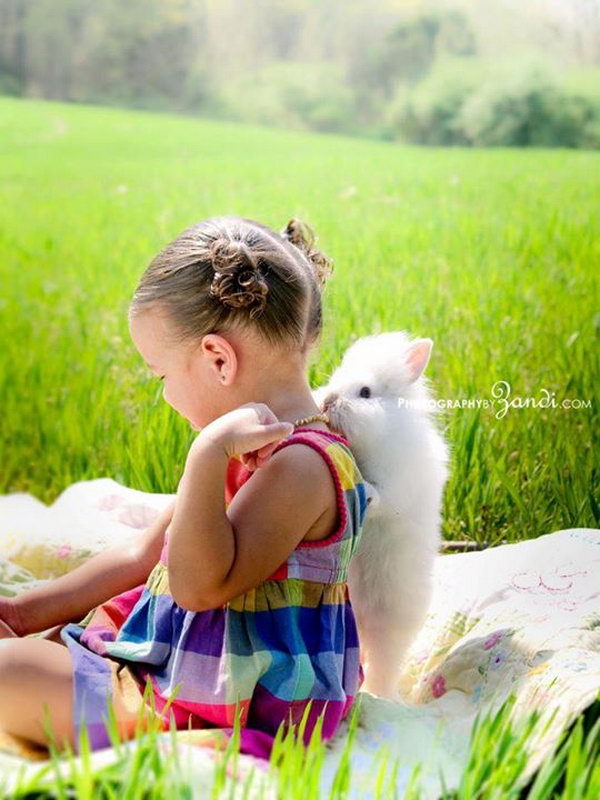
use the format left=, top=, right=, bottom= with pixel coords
left=292, top=411, right=330, bottom=428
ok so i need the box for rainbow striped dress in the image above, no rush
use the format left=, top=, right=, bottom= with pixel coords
left=61, top=427, right=368, bottom=758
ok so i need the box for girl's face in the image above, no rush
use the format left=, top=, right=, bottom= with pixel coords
left=128, top=306, right=229, bottom=430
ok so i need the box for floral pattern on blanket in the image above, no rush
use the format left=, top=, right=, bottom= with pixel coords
left=388, top=526, right=600, bottom=782
left=0, top=479, right=599, bottom=800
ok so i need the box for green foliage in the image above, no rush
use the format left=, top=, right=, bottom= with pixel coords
left=219, top=61, right=358, bottom=134
left=459, top=62, right=600, bottom=149
left=0, top=64, right=21, bottom=96
left=1, top=2, right=599, bottom=148
left=3, top=688, right=599, bottom=798
left=389, top=56, right=479, bottom=145
left=349, top=8, right=476, bottom=108
left=385, top=8, right=476, bottom=84
left=395, top=56, right=600, bottom=148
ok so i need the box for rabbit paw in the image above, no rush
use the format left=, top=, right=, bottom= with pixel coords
left=363, top=480, right=381, bottom=513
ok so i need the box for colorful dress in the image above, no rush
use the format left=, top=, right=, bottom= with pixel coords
left=61, top=427, right=368, bottom=758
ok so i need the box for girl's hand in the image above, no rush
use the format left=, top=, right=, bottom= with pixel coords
left=192, top=403, right=294, bottom=471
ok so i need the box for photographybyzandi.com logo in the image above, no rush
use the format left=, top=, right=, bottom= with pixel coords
left=398, top=380, right=593, bottom=419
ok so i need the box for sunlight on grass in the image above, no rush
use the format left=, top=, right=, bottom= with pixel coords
left=1, top=686, right=598, bottom=798
left=1, top=97, right=598, bottom=543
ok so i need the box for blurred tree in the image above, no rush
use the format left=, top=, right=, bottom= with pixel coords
left=458, top=60, right=600, bottom=147
left=73, top=0, right=207, bottom=109
left=0, top=0, right=597, bottom=148
left=0, top=0, right=27, bottom=94
left=348, top=8, right=476, bottom=102
left=391, top=56, right=479, bottom=145
left=393, top=55, right=600, bottom=148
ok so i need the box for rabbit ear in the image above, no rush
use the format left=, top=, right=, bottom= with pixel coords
left=405, top=338, right=433, bottom=382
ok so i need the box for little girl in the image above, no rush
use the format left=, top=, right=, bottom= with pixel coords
left=0, top=215, right=368, bottom=759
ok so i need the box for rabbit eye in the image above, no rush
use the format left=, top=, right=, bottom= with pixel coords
left=359, top=386, right=371, bottom=398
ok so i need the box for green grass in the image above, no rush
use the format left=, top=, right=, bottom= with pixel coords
left=1, top=684, right=599, bottom=798
left=0, top=95, right=598, bottom=796
left=1, top=96, right=597, bottom=541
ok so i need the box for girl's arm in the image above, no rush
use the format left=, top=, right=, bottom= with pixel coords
left=11, top=499, right=176, bottom=636
left=168, top=438, right=336, bottom=612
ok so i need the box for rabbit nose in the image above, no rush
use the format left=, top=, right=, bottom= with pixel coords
left=322, top=393, right=339, bottom=411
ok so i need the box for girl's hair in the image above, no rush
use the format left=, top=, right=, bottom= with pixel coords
left=129, top=216, right=333, bottom=355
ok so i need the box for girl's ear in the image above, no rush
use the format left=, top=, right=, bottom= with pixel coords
left=405, top=338, right=433, bottom=382
left=200, top=333, right=238, bottom=385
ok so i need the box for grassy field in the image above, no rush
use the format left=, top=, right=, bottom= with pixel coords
left=0, top=96, right=598, bottom=796
left=1, top=96, right=597, bottom=543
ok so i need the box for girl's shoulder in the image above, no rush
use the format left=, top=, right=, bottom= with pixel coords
left=275, top=427, right=368, bottom=544
left=226, top=427, right=368, bottom=582
left=225, top=427, right=368, bottom=534
left=272, top=427, right=364, bottom=492
left=225, top=427, right=365, bottom=508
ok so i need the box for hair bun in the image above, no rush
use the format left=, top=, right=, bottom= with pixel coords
left=281, top=218, right=334, bottom=290
left=209, top=237, right=269, bottom=319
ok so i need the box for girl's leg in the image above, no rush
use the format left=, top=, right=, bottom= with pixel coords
left=0, top=606, right=68, bottom=646
left=39, top=624, right=68, bottom=646
left=0, top=619, right=17, bottom=638
left=0, top=638, right=146, bottom=752
left=0, top=618, right=72, bottom=647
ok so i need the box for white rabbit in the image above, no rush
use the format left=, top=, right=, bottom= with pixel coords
left=312, top=331, right=450, bottom=699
